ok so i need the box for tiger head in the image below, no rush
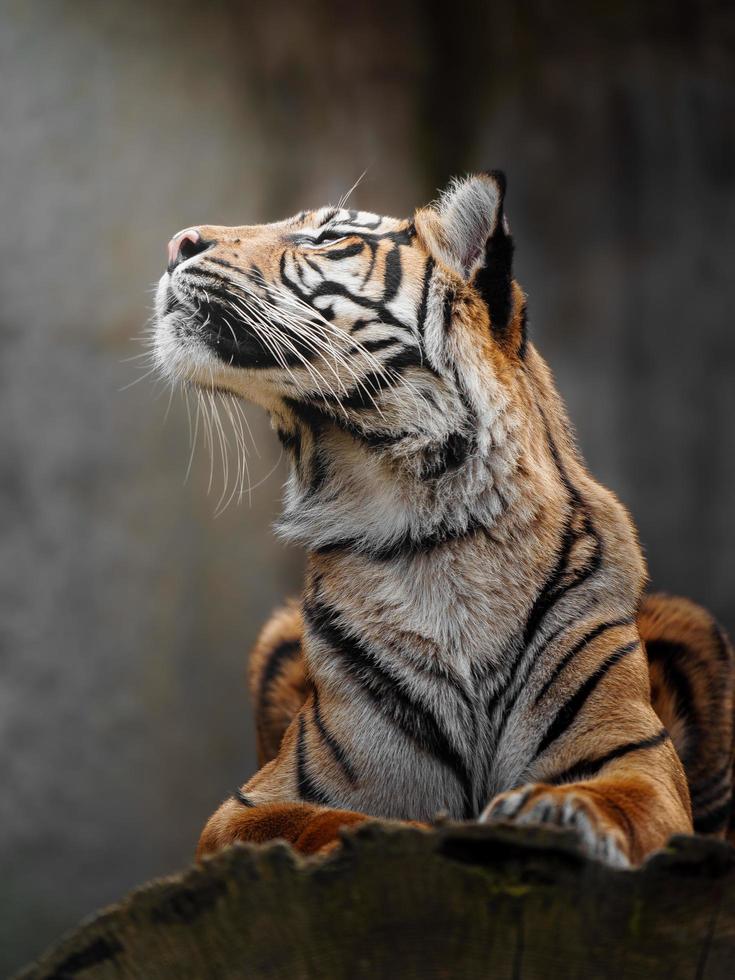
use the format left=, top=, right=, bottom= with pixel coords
left=154, top=173, right=543, bottom=551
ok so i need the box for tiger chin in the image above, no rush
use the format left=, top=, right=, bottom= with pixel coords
left=153, top=173, right=734, bottom=868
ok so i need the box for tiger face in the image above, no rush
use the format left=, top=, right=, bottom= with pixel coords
left=154, top=173, right=528, bottom=456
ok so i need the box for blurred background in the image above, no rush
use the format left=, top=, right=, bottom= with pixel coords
left=1, top=0, right=734, bottom=972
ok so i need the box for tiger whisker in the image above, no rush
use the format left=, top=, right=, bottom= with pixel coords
left=226, top=295, right=354, bottom=414
left=337, top=169, right=367, bottom=210
left=233, top=280, right=389, bottom=416
left=225, top=297, right=330, bottom=400
left=184, top=385, right=201, bottom=485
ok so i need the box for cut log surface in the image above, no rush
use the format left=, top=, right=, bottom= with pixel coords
left=16, top=823, right=735, bottom=980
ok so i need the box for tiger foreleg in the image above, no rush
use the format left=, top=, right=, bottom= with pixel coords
left=197, top=680, right=428, bottom=859
left=197, top=797, right=372, bottom=859
left=481, top=734, right=691, bottom=867
left=481, top=778, right=652, bottom=867
left=481, top=748, right=692, bottom=867
left=481, top=633, right=693, bottom=866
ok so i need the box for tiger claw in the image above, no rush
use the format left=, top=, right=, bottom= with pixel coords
left=479, top=783, right=631, bottom=868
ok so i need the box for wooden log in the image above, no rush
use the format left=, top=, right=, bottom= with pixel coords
left=16, top=823, right=735, bottom=980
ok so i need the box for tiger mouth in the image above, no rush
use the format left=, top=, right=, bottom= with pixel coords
left=163, top=272, right=349, bottom=375
left=168, top=286, right=317, bottom=372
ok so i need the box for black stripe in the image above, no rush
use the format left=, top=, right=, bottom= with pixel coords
left=536, top=640, right=640, bottom=756
left=258, top=639, right=301, bottom=710
left=693, top=781, right=733, bottom=815
left=690, top=761, right=733, bottom=804
left=474, top=224, right=515, bottom=337
left=296, top=714, right=331, bottom=805
left=202, top=255, right=246, bottom=275
left=208, top=249, right=416, bottom=352
left=349, top=317, right=380, bottom=334
left=442, top=288, right=455, bottom=332
left=304, top=598, right=474, bottom=816
left=488, top=596, right=599, bottom=759
left=382, top=245, right=403, bottom=303
left=414, top=366, right=478, bottom=480
left=334, top=348, right=425, bottom=411
left=361, top=241, right=379, bottom=285
left=645, top=640, right=698, bottom=761
left=694, top=797, right=732, bottom=834
left=339, top=221, right=412, bottom=244
left=547, top=729, right=670, bottom=785
left=232, top=788, right=256, bottom=807
left=416, top=257, right=435, bottom=336
left=276, top=427, right=302, bottom=467
left=280, top=403, right=330, bottom=495
left=712, top=623, right=733, bottom=663
left=518, top=303, right=529, bottom=358
left=308, top=444, right=329, bottom=496
left=541, top=405, right=584, bottom=502
left=311, top=687, right=358, bottom=785
left=314, top=512, right=490, bottom=561
left=304, top=255, right=324, bottom=276
left=293, top=253, right=310, bottom=288
left=420, top=431, right=474, bottom=480
left=284, top=398, right=412, bottom=451
left=535, top=618, right=635, bottom=704
left=53, top=938, right=123, bottom=975
left=323, top=242, right=365, bottom=261
left=520, top=414, right=603, bottom=652
left=318, top=207, right=339, bottom=227
left=344, top=211, right=383, bottom=231
left=522, top=519, right=577, bottom=648
left=358, top=336, right=399, bottom=354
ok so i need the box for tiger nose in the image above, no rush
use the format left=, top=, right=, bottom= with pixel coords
left=167, top=228, right=208, bottom=272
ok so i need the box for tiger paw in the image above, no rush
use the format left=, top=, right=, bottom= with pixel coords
left=479, top=783, right=631, bottom=868
left=196, top=797, right=370, bottom=860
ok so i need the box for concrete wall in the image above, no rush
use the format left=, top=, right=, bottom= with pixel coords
left=2, top=1, right=733, bottom=972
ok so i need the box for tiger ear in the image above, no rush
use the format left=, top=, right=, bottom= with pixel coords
left=419, top=172, right=510, bottom=278
left=417, top=171, right=515, bottom=333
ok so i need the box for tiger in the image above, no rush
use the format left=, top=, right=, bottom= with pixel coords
left=153, top=172, right=734, bottom=867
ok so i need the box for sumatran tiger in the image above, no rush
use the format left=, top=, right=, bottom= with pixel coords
left=153, top=173, right=734, bottom=867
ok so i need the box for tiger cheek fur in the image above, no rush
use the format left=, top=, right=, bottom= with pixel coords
left=154, top=173, right=732, bottom=867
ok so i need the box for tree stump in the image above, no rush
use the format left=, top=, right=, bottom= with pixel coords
left=16, top=823, right=735, bottom=979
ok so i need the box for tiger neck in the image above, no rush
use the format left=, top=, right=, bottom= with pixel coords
left=287, top=417, right=562, bottom=668
left=273, top=404, right=529, bottom=558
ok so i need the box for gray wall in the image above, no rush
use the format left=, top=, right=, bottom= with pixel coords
left=2, top=0, right=733, bottom=973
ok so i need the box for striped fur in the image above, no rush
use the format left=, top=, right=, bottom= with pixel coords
left=251, top=592, right=734, bottom=848
left=249, top=601, right=306, bottom=766
left=153, top=173, right=732, bottom=867
left=640, top=594, right=734, bottom=837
